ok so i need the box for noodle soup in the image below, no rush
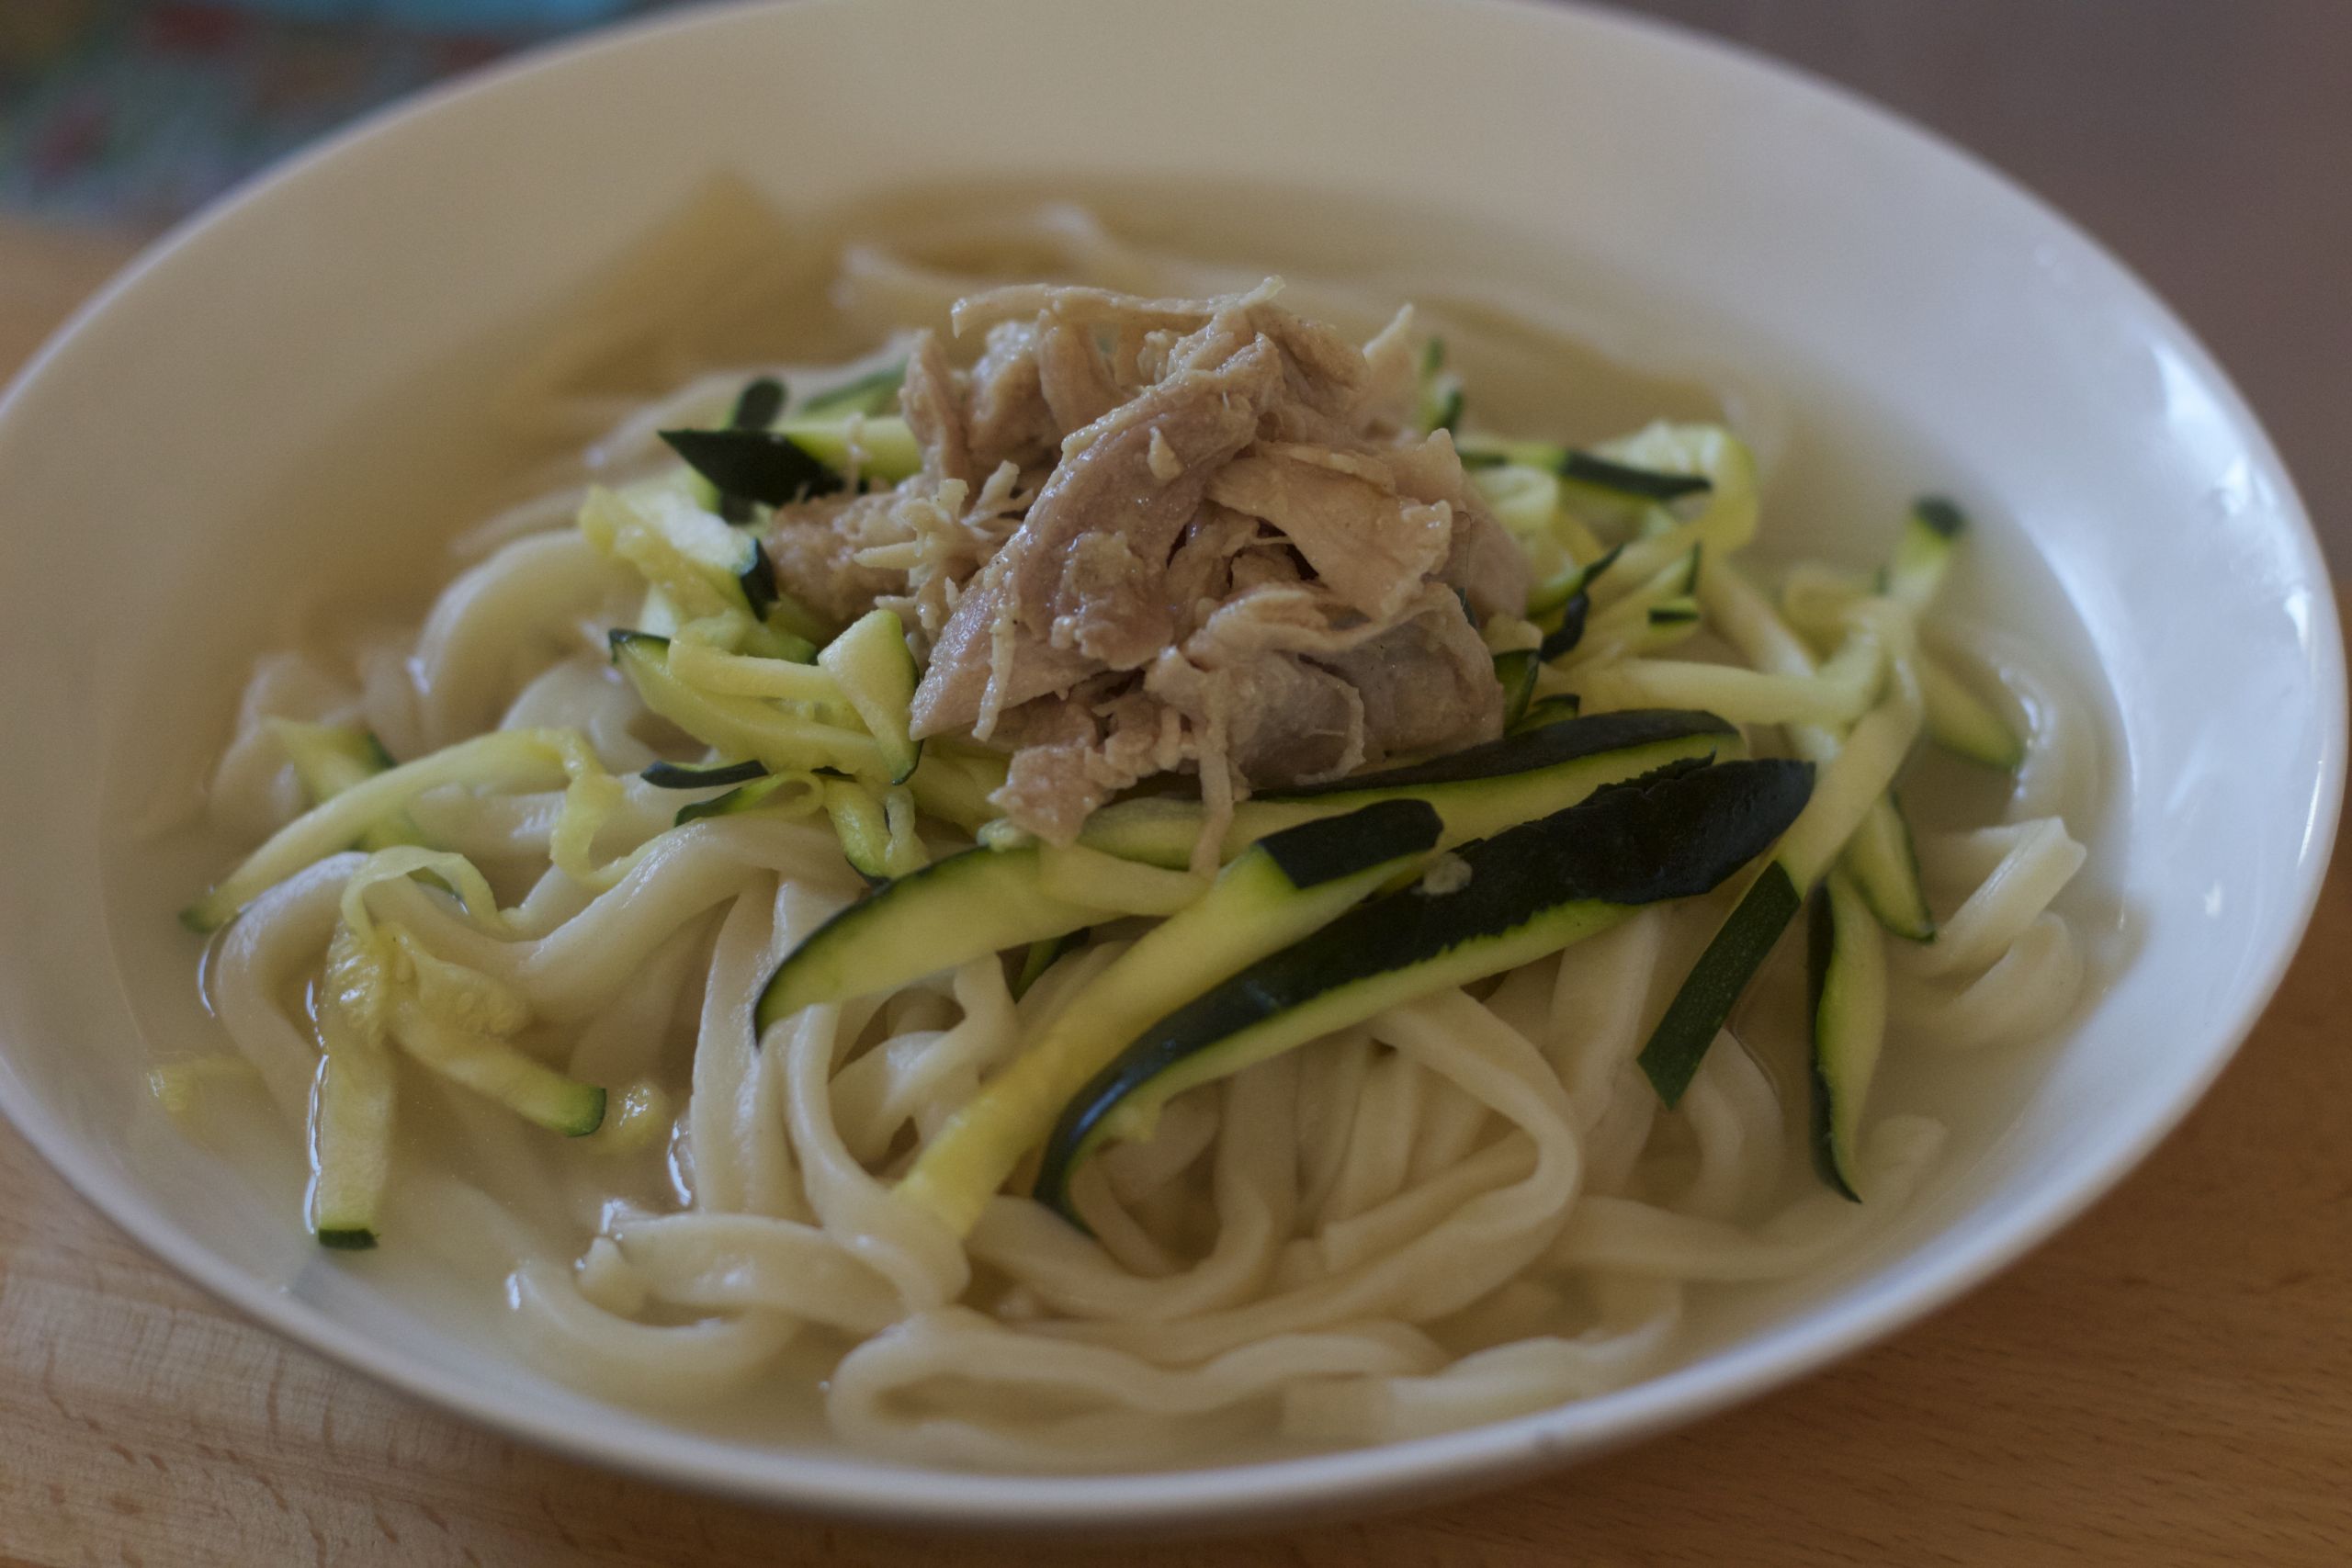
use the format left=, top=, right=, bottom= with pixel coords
left=131, top=188, right=2118, bottom=1471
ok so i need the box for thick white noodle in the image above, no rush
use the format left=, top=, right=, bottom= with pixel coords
left=208, top=852, right=365, bottom=1121
left=412, top=530, right=625, bottom=749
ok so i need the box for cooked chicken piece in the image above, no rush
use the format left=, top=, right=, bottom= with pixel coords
left=965, top=320, right=1057, bottom=475
left=765, top=491, right=904, bottom=629
left=899, top=332, right=971, bottom=488
left=762, top=280, right=1531, bottom=849
left=910, top=332, right=1282, bottom=737
left=1035, top=320, right=1124, bottom=433
left=1313, top=591, right=1507, bottom=760
left=1206, top=450, right=1452, bottom=621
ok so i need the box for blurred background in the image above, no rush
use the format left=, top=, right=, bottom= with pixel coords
left=0, top=0, right=2343, bottom=556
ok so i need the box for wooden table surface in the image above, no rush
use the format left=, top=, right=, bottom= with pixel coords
left=3, top=208, right=2347, bottom=1565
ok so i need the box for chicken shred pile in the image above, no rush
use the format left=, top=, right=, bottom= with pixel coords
left=764, top=281, right=1530, bottom=864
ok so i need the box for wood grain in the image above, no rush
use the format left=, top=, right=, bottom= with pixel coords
left=2, top=221, right=2346, bottom=1568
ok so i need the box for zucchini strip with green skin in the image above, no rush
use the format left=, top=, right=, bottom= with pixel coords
left=1470, top=461, right=1566, bottom=541
left=1077, top=709, right=1737, bottom=871
left=662, top=635, right=839, bottom=704
left=1574, top=658, right=1874, bottom=728
left=1416, top=339, right=1464, bottom=435
left=271, top=720, right=430, bottom=854
left=1571, top=424, right=1761, bottom=613
left=1783, top=504, right=2027, bottom=772
left=610, top=631, right=888, bottom=780
left=1578, top=611, right=1885, bottom=728
left=392, top=1002, right=605, bottom=1136
left=1511, top=694, right=1582, bottom=732
left=798, top=363, right=905, bottom=419
left=773, top=413, right=922, bottom=481
left=1637, top=660, right=1924, bottom=1106
left=1536, top=592, right=1590, bottom=660
left=902, top=746, right=1008, bottom=835
left=1808, top=872, right=1888, bottom=1201
left=1592, top=424, right=1758, bottom=548
left=1918, top=653, right=2028, bottom=770
left=1526, top=541, right=1623, bottom=618
left=310, top=971, right=394, bottom=1250
left=898, top=801, right=1446, bottom=1235
left=674, top=770, right=824, bottom=826
left=818, top=609, right=922, bottom=784
left=185, top=728, right=596, bottom=931
left=1458, top=437, right=1715, bottom=502
left=820, top=779, right=899, bottom=882
left=662, top=427, right=845, bottom=505
left=642, top=758, right=769, bottom=789
left=1549, top=548, right=1702, bottom=671
left=1011, top=930, right=1088, bottom=1001
left=584, top=486, right=814, bottom=661
left=716, top=377, right=786, bottom=521
left=1491, top=650, right=1540, bottom=728
left=1036, top=759, right=1815, bottom=1215
left=1037, top=843, right=1207, bottom=915
left=757, top=847, right=1113, bottom=1026
left=1883, top=496, right=1965, bottom=609
left=1701, top=559, right=1933, bottom=940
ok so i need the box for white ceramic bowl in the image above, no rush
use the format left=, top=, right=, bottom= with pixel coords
left=0, top=0, right=2338, bottom=1532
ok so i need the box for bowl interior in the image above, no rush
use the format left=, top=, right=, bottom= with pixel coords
left=0, top=0, right=2337, bottom=1529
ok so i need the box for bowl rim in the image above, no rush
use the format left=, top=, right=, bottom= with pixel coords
left=0, top=0, right=2341, bottom=1531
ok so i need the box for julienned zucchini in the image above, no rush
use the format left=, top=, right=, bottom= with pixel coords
left=798, top=362, right=904, bottom=419
left=1416, top=339, right=1464, bottom=435
left=755, top=845, right=1109, bottom=1028
left=642, top=758, right=769, bottom=789
left=730, top=374, right=786, bottom=429
left=1544, top=547, right=1701, bottom=670
left=1527, top=542, right=1623, bottom=619
left=900, top=746, right=1009, bottom=835
left=897, top=800, right=1446, bottom=1235
left=1537, top=592, right=1590, bottom=660
left=1921, top=656, right=2027, bottom=770
left=1512, top=694, right=1582, bottom=731
left=397, top=1005, right=606, bottom=1136
left=1077, top=709, right=1738, bottom=870
left=1884, top=496, right=2023, bottom=770
left=820, top=780, right=894, bottom=882
left=310, top=960, right=393, bottom=1249
left=1637, top=679, right=1923, bottom=1107
left=715, top=376, right=786, bottom=521
left=1012, top=930, right=1088, bottom=1000
left=775, top=414, right=921, bottom=481
left=1035, top=758, right=1816, bottom=1215
left=817, top=609, right=922, bottom=783
left=1808, top=872, right=1887, bottom=1201
left=820, top=778, right=924, bottom=882
left=186, top=729, right=594, bottom=931
left=662, top=427, right=845, bottom=507
left=1458, top=437, right=1713, bottom=502
left=1883, top=496, right=1963, bottom=609
left=1492, top=650, right=1539, bottom=728
left=610, top=631, right=888, bottom=779
left=1838, top=787, right=1930, bottom=940
left=1701, top=560, right=1931, bottom=942
left=1842, top=497, right=1962, bottom=931
left=1778, top=500, right=2025, bottom=773
left=674, top=770, right=807, bottom=825
left=272, top=721, right=425, bottom=853
left=582, top=486, right=814, bottom=661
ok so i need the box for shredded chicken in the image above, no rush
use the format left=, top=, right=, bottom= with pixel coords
left=764, top=281, right=1529, bottom=862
